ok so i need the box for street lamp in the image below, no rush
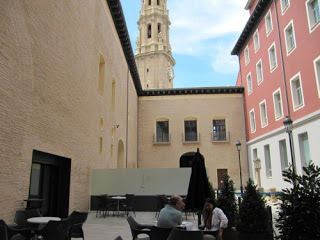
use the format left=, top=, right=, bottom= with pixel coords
left=236, top=140, right=244, bottom=196
left=283, top=116, right=296, bottom=184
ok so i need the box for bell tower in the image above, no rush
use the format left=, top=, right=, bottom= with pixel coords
left=135, top=0, right=175, bottom=90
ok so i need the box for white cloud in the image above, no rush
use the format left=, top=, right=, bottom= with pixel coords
left=168, top=0, right=249, bottom=55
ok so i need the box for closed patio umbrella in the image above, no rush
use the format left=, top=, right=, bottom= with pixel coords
left=185, top=148, right=211, bottom=226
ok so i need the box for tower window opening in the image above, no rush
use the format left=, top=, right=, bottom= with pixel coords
left=147, top=68, right=149, bottom=73
left=158, top=23, right=161, bottom=34
left=157, top=0, right=160, bottom=5
left=148, top=0, right=151, bottom=5
left=147, top=24, right=151, bottom=38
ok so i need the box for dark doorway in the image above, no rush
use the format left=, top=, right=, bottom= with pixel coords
left=28, top=150, right=71, bottom=218
left=217, top=169, right=228, bottom=190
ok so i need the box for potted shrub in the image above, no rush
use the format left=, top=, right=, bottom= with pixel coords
left=276, top=162, right=320, bottom=240
left=217, top=174, right=237, bottom=228
left=236, top=178, right=273, bottom=240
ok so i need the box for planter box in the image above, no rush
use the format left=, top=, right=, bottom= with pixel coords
left=239, top=233, right=273, bottom=240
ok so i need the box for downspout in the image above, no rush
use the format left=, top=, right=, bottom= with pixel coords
left=273, top=0, right=291, bottom=117
left=126, top=66, right=129, bottom=169
left=137, top=90, right=140, bottom=168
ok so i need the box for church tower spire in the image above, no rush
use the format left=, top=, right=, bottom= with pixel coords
left=135, top=0, right=175, bottom=90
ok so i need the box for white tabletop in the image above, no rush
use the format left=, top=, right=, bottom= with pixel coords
left=27, top=217, right=61, bottom=224
left=111, top=196, right=126, bottom=200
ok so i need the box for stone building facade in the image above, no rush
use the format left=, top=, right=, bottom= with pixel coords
left=0, top=0, right=248, bottom=221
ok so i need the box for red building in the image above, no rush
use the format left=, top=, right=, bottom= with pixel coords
left=232, top=0, right=320, bottom=191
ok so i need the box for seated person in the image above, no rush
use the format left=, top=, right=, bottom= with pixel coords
left=157, top=194, right=185, bottom=228
left=203, top=198, right=228, bottom=240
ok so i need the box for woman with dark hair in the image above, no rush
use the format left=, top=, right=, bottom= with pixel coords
left=203, top=198, right=228, bottom=240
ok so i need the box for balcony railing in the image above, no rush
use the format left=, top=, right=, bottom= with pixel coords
left=211, top=132, right=230, bottom=142
left=182, top=133, right=200, bottom=143
left=153, top=134, right=171, bottom=144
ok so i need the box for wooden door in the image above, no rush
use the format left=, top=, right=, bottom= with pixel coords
left=217, top=169, right=228, bottom=190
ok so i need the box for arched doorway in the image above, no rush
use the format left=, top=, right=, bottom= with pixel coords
left=179, top=151, right=205, bottom=168
left=117, top=140, right=125, bottom=169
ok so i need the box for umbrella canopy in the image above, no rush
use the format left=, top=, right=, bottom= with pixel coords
left=185, top=148, right=211, bottom=211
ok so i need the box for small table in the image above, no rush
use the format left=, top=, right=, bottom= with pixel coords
left=27, top=217, right=61, bottom=224
left=112, top=196, right=126, bottom=216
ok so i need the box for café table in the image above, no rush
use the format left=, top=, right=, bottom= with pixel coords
left=111, top=196, right=126, bottom=216
left=27, top=217, right=61, bottom=224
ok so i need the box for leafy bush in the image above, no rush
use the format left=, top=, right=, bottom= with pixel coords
left=217, top=174, right=238, bottom=227
left=237, top=178, right=272, bottom=234
left=276, top=162, right=320, bottom=240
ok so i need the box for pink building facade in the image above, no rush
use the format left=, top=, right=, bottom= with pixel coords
left=232, top=0, right=320, bottom=191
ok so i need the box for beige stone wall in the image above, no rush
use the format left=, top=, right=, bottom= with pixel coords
left=0, top=0, right=138, bottom=221
left=138, top=94, right=248, bottom=190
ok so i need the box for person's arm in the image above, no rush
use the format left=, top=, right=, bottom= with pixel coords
left=218, top=209, right=228, bottom=240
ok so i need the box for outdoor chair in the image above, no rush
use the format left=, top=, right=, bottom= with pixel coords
left=114, top=236, right=123, bottom=240
left=149, top=226, right=172, bottom=240
left=0, top=219, right=34, bottom=240
left=0, top=225, right=8, bottom=240
left=167, top=228, right=204, bottom=240
left=96, top=195, right=115, bottom=217
left=155, top=195, right=167, bottom=218
left=68, top=211, right=88, bottom=239
left=121, top=194, right=136, bottom=217
left=14, top=209, right=42, bottom=229
left=36, top=219, right=72, bottom=240
left=127, top=215, right=153, bottom=240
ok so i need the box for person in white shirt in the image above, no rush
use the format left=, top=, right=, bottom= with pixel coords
left=203, top=198, right=228, bottom=240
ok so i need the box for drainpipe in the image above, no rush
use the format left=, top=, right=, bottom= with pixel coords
left=273, top=0, right=291, bottom=117
left=126, top=66, right=129, bottom=169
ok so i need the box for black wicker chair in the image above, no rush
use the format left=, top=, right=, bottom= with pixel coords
left=121, top=194, right=136, bottom=217
left=155, top=195, right=167, bottom=218
left=0, top=225, right=8, bottom=240
left=68, top=211, right=88, bottom=239
left=167, top=228, right=204, bottom=240
left=149, top=226, right=172, bottom=240
left=0, top=219, right=34, bottom=240
left=127, top=215, right=152, bottom=240
left=35, top=219, right=72, bottom=240
left=14, top=209, right=42, bottom=229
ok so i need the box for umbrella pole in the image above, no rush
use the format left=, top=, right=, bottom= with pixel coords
left=197, top=211, right=202, bottom=227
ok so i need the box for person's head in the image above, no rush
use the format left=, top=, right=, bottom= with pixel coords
left=169, top=195, right=185, bottom=211
left=203, top=198, right=216, bottom=212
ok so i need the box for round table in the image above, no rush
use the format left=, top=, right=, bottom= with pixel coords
left=27, top=217, right=61, bottom=224
left=112, top=196, right=126, bottom=216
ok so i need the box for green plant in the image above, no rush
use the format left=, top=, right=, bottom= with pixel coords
left=217, top=174, right=238, bottom=227
left=276, top=162, right=320, bottom=240
left=207, top=177, right=216, bottom=200
left=237, top=178, right=272, bottom=234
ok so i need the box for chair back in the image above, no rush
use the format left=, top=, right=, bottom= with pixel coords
left=125, top=194, right=135, bottom=206
left=167, top=228, right=204, bottom=240
left=150, top=226, right=172, bottom=240
left=39, top=219, right=72, bottom=240
left=69, top=211, right=88, bottom=225
left=114, top=236, right=123, bottom=240
left=14, top=209, right=42, bottom=228
left=0, top=225, right=8, bottom=240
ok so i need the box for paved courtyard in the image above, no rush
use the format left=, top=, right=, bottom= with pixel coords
left=81, top=203, right=280, bottom=240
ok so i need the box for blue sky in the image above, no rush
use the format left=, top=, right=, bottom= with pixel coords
left=121, top=0, right=249, bottom=88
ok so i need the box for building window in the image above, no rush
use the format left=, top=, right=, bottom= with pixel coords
left=264, top=144, right=272, bottom=177
left=256, top=60, right=263, bottom=84
left=284, top=20, right=296, bottom=55
left=306, top=0, right=320, bottom=31
left=156, top=120, right=169, bottom=143
left=244, top=46, right=250, bottom=65
left=249, top=109, right=256, bottom=133
left=299, top=132, right=311, bottom=168
left=148, top=0, right=151, bottom=5
left=253, top=30, right=260, bottom=52
left=246, top=73, right=253, bottom=95
left=147, top=24, right=152, bottom=38
left=281, top=0, right=290, bottom=13
left=157, top=0, right=160, bottom=5
left=279, top=139, right=289, bottom=172
left=265, top=10, right=273, bottom=35
left=268, top=43, right=277, bottom=71
left=273, top=89, right=284, bottom=120
left=184, top=120, right=198, bottom=142
left=212, top=119, right=227, bottom=141
left=99, top=54, right=105, bottom=94
left=290, top=73, right=304, bottom=110
left=313, top=55, right=320, bottom=98
left=99, top=137, right=103, bottom=153
left=158, top=23, right=161, bottom=34
left=259, top=100, right=268, bottom=127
